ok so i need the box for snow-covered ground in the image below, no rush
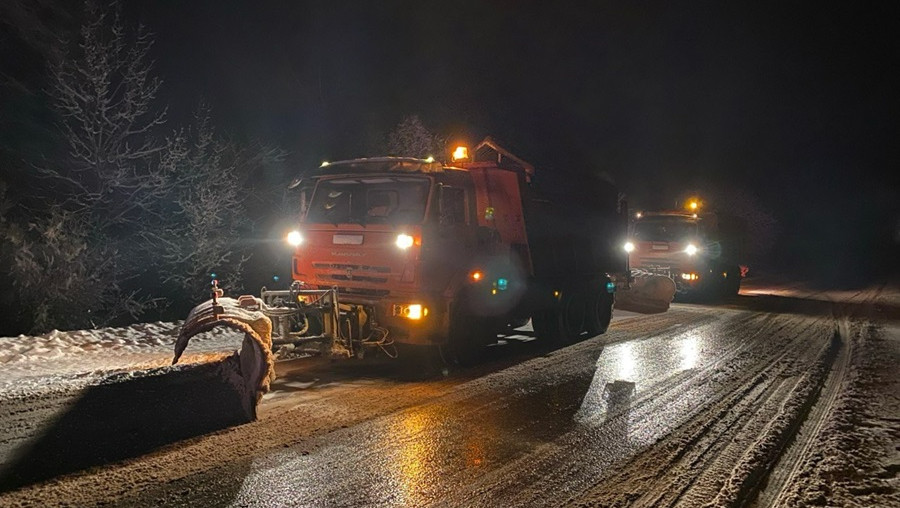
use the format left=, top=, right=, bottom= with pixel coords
left=0, top=322, right=243, bottom=399
left=0, top=309, right=645, bottom=401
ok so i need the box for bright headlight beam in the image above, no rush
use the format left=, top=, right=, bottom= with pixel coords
left=685, top=244, right=698, bottom=256
left=396, top=233, right=414, bottom=249
left=624, top=241, right=635, bottom=253
left=286, top=230, right=304, bottom=246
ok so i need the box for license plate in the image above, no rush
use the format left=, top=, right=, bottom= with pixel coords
left=651, top=243, right=669, bottom=251
left=333, top=234, right=363, bottom=245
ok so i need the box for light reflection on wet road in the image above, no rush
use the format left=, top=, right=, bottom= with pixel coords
left=227, top=309, right=765, bottom=507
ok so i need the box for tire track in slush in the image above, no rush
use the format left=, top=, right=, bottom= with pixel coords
left=754, top=318, right=853, bottom=507
left=450, top=312, right=829, bottom=507
left=558, top=312, right=835, bottom=508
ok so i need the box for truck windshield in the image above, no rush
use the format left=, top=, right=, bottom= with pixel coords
left=633, top=217, right=699, bottom=242
left=305, top=176, right=430, bottom=225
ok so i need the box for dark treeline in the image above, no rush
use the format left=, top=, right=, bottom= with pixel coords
left=0, top=1, right=295, bottom=334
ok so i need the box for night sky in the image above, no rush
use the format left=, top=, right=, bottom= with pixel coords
left=4, top=0, right=900, bottom=283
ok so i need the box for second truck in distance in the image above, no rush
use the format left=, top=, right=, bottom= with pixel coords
left=625, top=200, right=745, bottom=298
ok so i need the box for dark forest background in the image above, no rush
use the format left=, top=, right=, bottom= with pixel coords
left=1, top=1, right=897, bottom=335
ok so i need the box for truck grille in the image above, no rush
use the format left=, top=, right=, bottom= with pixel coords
left=325, top=287, right=390, bottom=298
left=312, top=263, right=391, bottom=285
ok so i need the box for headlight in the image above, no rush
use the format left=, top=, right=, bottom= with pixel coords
left=623, top=241, right=635, bottom=253
left=685, top=244, right=698, bottom=256
left=286, top=230, right=304, bottom=246
left=395, top=233, right=414, bottom=249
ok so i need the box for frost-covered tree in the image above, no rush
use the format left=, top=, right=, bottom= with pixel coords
left=7, top=0, right=166, bottom=331
left=3, top=1, right=282, bottom=331
left=44, top=0, right=166, bottom=224
left=386, top=115, right=446, bottom=159
left=8, top=207, right=153, bottom=331
left=155, top=104, right=251, bottom=304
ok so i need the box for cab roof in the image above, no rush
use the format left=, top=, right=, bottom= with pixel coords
left=289, top=157, right=446, bottom=188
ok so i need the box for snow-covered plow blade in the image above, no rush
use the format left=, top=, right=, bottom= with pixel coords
left=614, top=270, right=677, bottom=314
left=173, top=296, right=276, bottom=421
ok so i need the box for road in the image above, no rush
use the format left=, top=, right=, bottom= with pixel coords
left=0, top=281, right=898, bottom=507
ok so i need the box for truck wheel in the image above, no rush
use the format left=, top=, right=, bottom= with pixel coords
left=445, top=307, right=489, bottom=366
left=586, top=291, right=614, bottom=335
left=727, top=266, right=742, bottom=296
left=533, top=293, right=584, bottom=345
left=561, top=293, right=586, bottom=340
left=532, top=310, right=564, bottom=344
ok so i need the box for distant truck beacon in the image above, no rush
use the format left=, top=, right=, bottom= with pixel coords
left=624, top=199, right=746, bottom=298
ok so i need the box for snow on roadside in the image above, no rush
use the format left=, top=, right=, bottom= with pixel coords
left=0, top=322, right=245, bottom=399
left=775, top=321, right=900, bottom=506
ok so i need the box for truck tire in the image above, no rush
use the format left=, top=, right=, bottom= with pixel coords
left=586, top=291, right=614, bottom=335
left=561, top=292, right=587, bottom=340
left=727, top=266, right=742, bottom=296
left=532, top=309, right=564, bottom=344
left=533, top=293, right=585, bottom=345
left=445, top=306, right=491, bottom=366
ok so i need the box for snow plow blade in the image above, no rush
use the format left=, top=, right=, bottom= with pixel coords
left=614, top=271, right=676, bottom=314
left=174, top=297, right=276, bottom=421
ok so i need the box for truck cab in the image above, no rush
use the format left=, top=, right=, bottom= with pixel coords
left=288, top=155, right=528, bottom=348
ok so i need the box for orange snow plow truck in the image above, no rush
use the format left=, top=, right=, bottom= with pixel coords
left=175, top=138, right=675, bottom=375
left=625, top=200, right=746, bottom=298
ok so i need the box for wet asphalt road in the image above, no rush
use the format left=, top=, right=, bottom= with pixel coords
left=2, top=284, right=894, bottom=507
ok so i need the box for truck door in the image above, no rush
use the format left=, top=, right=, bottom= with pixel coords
left=421, top=184, right=476, bottom=295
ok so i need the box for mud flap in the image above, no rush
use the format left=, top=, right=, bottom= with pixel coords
left=173, top=297, right=276, bottom=421
left=614, top=270, right=677, bottom=314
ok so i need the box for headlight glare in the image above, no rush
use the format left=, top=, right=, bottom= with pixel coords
left=395, top=233, right=414, bottom=249
left=286, top=230, right=304, bottom=246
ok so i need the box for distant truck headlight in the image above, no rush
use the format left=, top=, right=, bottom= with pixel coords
left=684, top=243, right=698, bottom=256
left=623, top=241, right=635, bottom=253
left=396, top=233, right=414, bottom=249
left=286, top=230, right=304, bottom=246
